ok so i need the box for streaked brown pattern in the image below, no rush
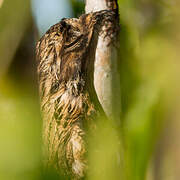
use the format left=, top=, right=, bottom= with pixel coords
left=36, top=10, right=116, bottom=179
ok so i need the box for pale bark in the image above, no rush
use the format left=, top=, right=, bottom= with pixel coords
left=85, top=0, right=121, bottom=122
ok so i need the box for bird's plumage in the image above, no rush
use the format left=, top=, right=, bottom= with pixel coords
left=36, top=10, right=116, bottom=179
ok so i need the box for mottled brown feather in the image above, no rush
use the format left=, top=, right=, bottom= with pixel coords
left=36, top=10, right=116, bottom=179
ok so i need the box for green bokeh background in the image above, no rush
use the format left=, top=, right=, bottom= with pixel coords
left=0, top=0, right=179, bottom=179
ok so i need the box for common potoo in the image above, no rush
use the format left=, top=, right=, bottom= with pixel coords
left=36, top=10, right=116, bottom=179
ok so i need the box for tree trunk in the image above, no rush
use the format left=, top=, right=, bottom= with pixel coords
left=85, top=0, right=121, bottom=122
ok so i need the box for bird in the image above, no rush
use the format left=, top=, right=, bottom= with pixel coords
left=36, top=10, right=117, bottom=179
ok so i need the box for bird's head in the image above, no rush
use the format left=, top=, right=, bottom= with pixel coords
left=56, top=10, right=117, bottom=85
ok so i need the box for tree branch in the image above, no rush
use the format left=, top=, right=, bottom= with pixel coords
left=85, top=0, right=121, bottom=122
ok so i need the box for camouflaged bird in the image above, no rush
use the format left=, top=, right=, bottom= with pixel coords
left=36, top=10, right=117, bottom=179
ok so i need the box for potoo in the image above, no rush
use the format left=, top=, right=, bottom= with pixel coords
left=36, top=10, right=117, bottom=179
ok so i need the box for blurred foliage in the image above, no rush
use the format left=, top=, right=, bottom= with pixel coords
left=0, top=78, right=41, bottom=180
left=0, top=0, right=32, bottom=77
left=70, top=0, right=84, bottom=17
left=0, top=0, right=180, bottom=180
left=118, top=0, right=180, bottom=179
